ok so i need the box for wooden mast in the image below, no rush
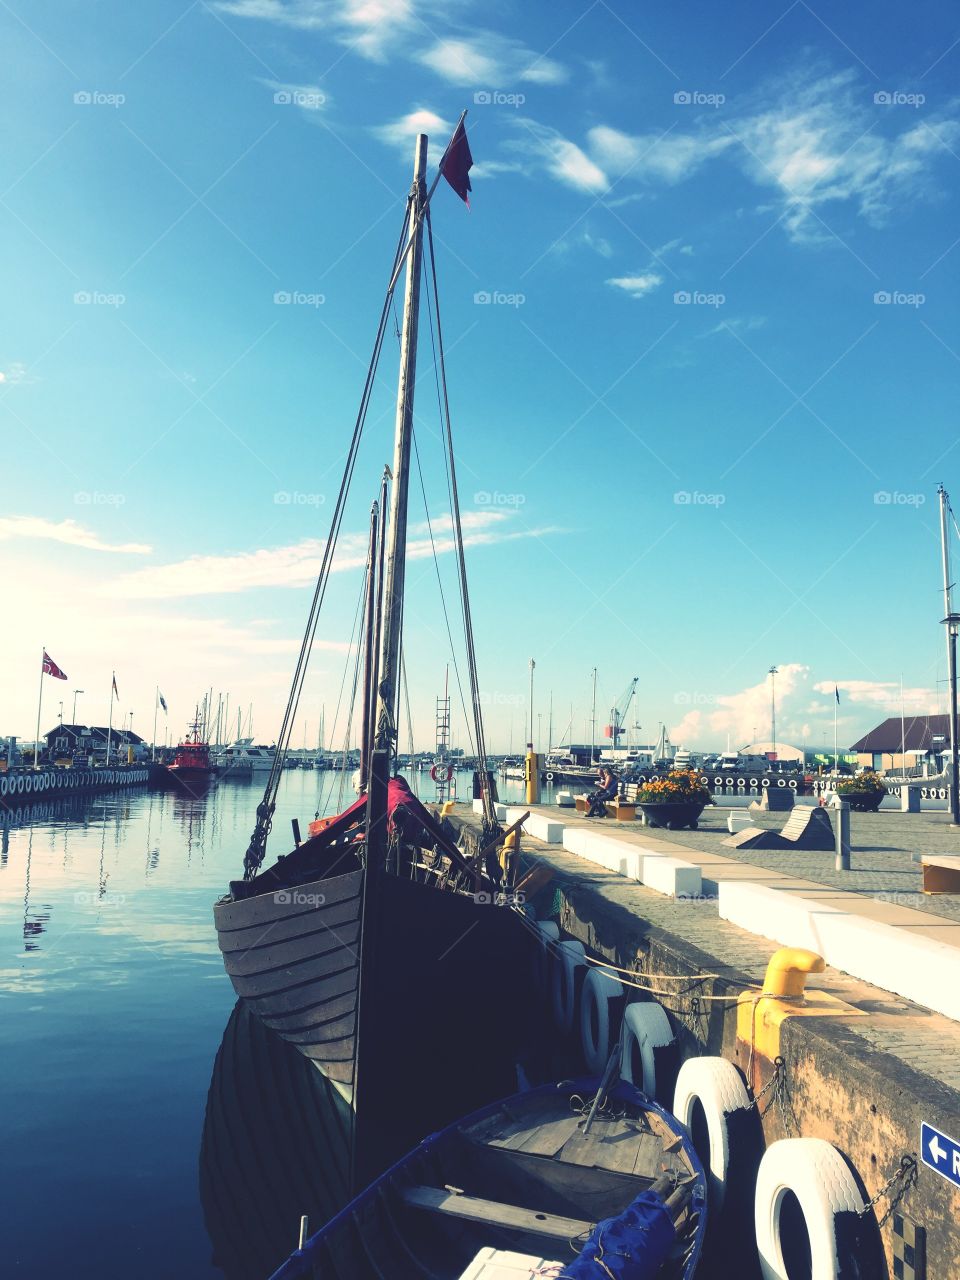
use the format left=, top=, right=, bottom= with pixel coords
left=375, top=133, right=427, bottom=752
left=353, top=132, right=428, bottom=1192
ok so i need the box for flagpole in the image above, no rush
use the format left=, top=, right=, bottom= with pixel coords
left=834, top=692, right=838, bottom=775
left=152, top=686, right=159, bottom=763
left=106, top=671, right=115, bottom=766
left=34, top=649, right=45, bottom=770
left=900, top=674, right=906, bottom=776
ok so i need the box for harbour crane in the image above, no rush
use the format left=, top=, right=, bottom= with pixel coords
left=603, top=676, right=639, bottom=743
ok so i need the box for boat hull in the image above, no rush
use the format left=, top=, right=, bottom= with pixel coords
left=214, top=866, right=528, bottom=1177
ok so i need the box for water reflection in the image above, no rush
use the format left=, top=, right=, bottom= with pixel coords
left=200, top=1001, right=351, bottom=1280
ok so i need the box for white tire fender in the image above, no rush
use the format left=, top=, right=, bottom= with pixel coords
left=533, top=920, right=559, bottom=992
left=673, top=1055, right=751, bottom=1210
left=551, top=939, right=586, bottom=1035
left=620, top=1001, right=676, bottom=1102
left=579, top=968, right=625, bottom=1074
left=754, top=1138, right=868, bottom=1280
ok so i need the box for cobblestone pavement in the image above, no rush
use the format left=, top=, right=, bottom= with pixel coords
left=599, top=802, right=960, bottom=922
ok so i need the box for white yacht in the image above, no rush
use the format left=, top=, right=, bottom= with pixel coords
left=216, top=738, right=277, bottom=773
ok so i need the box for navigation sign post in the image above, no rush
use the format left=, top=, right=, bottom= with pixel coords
left=920, top=1121, right=960, bottom=1187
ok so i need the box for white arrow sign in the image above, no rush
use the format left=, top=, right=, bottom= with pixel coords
left=928, top=1133, right=946, bottom=1164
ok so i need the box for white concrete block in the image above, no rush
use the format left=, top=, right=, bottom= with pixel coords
left=555, top=791, right=575, bottom=807
left=524, top=813, right=565, bottom=843
left=494, top=802, right=508, bottom=821
left=504, top=806, right=530, bottom=827
left=561, top=828, right=643, bottom=880
left=718, top=881, right=960, bottom=1024
left=472, top=798, right=485, bottom=815
left=641, top=854, right=701, bottom=898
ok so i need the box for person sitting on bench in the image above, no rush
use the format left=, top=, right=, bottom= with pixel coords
left=586, top=766, right=619, bottom=817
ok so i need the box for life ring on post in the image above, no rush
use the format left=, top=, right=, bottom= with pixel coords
left=754, top=1138, right=871, bottom=1280
left=620, top=1001, right=677, bottom=1104
left=551, top=939, right=586, bottom=1036
left=673, top=1056, right=752, bottom=1212
left=429, top=762, right=453, bottom=783
left=579, top=968, right=625, bottom=1074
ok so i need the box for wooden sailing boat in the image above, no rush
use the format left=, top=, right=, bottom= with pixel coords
left=213, top=118, right=529, bottom=1188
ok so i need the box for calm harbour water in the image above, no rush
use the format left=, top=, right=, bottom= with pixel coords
left=0, top=767, right=531, bottom=1279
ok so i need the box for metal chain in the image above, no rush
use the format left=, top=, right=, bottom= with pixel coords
left=859, top=1154, right=918, bottom=1228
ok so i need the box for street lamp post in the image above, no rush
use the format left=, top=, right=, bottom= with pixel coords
left=590, top=667, right=598, bottom=765
left=942, top=613, right=960, bottom=826
left=768, top=666, right=778, bottom=758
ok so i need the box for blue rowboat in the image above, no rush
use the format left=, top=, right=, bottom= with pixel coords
left=269, top=1075, right=707, bottom=1280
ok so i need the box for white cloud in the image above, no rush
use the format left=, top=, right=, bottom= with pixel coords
left=0, top=361, right=35, bottom=386
left=418, top=37, right=501, bottom=85
left=813, top=679, right=936, bottom=712
left=0, top=516, right=151, bottom=555
left=213, top=0, right=413, bottom=60
left=107, top=510, right=561, bottom=599
left=508, top=122, right=607, bottom=193
left=417, top=32, right=566, bottom=87
left=670, top=664, right=810, bottom=748
left=258, top=78, right=328, bottom=110
left=606, top=272, right=663, bottom=298
left=374, top=108, right=451, bottom=152
left=588, top=125, right=733, bottom=184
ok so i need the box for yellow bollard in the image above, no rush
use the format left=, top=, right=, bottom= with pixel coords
left=525, top=750, right=541, bottom=804
left=440, top=801, right=456, bottom=818
left=761, top=947, right=825, bottom=998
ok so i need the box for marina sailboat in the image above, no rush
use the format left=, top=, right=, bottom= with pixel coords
left=213, top=118, right=530, bottom=1187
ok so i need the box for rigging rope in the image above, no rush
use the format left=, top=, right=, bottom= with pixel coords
left=424, top=208, right=494, bottom=810
left=243, top=201, right=413, bottom=879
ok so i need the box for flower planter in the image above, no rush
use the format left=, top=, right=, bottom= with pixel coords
left=836, top=790, right=884, bottom=812
left=639, top=801, right=706, bottom=830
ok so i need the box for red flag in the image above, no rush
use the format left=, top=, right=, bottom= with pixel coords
left=42, top=651, right=68, bottom=681
left=440, top=118, right=473, bottom=206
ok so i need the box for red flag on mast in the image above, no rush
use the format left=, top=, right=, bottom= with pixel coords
left=440, top=118, right=473, bottom=206
left=42, top=651, right=67, bottom=681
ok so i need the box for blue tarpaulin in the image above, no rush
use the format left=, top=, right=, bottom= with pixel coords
left=564, top=1190, right=676, bottom=1279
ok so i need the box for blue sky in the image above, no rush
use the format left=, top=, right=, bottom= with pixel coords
left=2, top=0, right=960, bottom=755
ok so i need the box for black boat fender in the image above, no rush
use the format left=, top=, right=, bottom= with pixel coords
left=551, top=939, right=587, bottom=1036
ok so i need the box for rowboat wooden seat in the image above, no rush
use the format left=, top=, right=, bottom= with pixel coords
left=399, top=1184, right=593, bottom=1243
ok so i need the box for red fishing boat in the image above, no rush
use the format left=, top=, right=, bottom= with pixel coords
left=163, top=717, right=216, bottom=790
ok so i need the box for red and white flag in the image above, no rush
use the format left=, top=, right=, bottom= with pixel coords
left=440, top=117, right=473, bottom=206
left=42, top=651, right=68, bottom=681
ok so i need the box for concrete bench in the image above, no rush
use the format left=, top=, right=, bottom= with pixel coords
left=921, top=855, right=960, bottom=894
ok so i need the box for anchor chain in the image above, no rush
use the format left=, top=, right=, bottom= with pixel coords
left=859, top=1153, right=918, bottom=1228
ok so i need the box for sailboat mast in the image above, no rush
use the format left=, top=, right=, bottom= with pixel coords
left=375, top=134, right=427, bottom=753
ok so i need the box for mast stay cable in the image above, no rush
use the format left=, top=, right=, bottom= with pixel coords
left=242, top=202, right=413, bottom=879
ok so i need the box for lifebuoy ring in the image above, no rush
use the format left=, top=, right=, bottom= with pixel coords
left=533, top=920, right=559, bottom=991
left=788, top=779, right=798, bottom=790
left=551, top=939, right=586, bottom=1035
left=673, top=1056, right=752, bottom=1211
left=777, top=778, right=786, bottom=788
left=579, top=968, right=625, bottom=1074
left=725, top=777, right=734, bottom=787
left=749, top=777, right=759, bottom=787
left=545, top=771, right=554, bottom=781
left=700, top=776, right=709, bottom=787
left=0, top=776, right=7, bottom=798
left=429, top=762, right=453, bottom=783
left=24, top=776, right=34, bottom=794
left=940, top=787, right=947, bottom=800
left=754, top=1138, right=870, bottom=1280
left=620, top=1001, right=676, bottom=1104
left=736, top=778, right=746, bottom=788
left=714, top=777, right=723, bottom=787
left=761, top=778, right=770, bottom=787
